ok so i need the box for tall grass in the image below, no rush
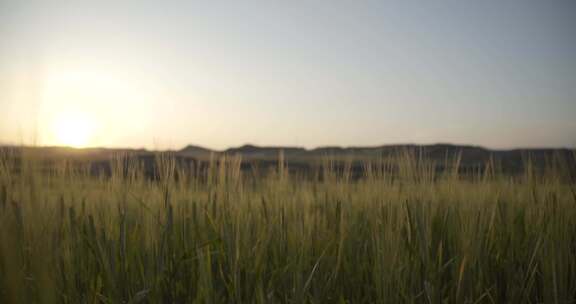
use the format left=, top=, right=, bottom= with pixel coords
left=0, top=151, right=575, bottom=303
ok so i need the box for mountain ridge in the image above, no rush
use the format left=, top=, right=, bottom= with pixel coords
left=2, top=143, right=574, bottom=177
left=1, top=143, right=573, bottom=157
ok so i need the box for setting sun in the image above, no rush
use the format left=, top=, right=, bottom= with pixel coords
left=52, top=112, right=97, bottom=148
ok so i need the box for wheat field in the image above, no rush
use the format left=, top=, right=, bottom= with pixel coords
left=0, top=151, right=575, bottom=303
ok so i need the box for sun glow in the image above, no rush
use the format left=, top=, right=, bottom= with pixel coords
left=39, top=64, right=161, bottom=148
left=52, top=112, right=97, bottom=148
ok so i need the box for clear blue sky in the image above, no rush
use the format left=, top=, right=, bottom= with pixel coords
left=1, top=0, right=575, bottom=149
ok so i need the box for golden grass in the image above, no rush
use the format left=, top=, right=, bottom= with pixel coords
left=0, top=151, right=575, bottom=303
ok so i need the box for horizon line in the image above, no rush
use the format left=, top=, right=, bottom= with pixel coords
left=1, top=142, right=575, bottom=153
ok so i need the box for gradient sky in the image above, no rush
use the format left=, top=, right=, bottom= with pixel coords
left=1, top=0, right=575, bottom=150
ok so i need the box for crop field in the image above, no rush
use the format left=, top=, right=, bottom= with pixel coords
left=1, top=152, right=575, bottom=303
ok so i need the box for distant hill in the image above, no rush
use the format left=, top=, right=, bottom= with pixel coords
left=225, top=144, right=307, bottom=159
left=179, top=145, right=217, bottom=159
left=1, top=144, right=574, bottom=178
left=184, top=143, right=575, bottom=176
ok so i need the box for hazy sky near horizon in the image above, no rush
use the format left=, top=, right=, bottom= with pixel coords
left=1, top=0, right=575, bottom=150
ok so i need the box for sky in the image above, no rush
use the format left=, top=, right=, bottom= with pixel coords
left=1, top=0, right=575, bottom=150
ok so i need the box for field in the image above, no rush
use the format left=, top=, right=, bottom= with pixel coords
left=1, top=151, right=575, bottom=303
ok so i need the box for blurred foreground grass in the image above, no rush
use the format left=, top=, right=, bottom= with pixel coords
left=1, top=151, right=575, bottom=303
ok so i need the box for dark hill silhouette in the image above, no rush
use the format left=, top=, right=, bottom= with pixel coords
left=179, top=145, right=216, bottom=159
left=1, top=144, right=574, bottom=179
left=225, top=144, right=307, bottom=159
